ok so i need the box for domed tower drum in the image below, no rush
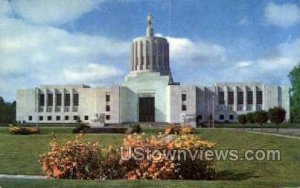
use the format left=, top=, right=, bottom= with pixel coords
left=130, top=14, right=172, bottom=78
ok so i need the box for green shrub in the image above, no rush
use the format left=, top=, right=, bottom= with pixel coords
left=129, top=124, right=142, bottom=133
left=9, top=126, right=40, bottom=135
left=253, top=110, right=268, bottom=126
left=238, top=114, right=247, bottom=124
left=72, top=124, right=90, bottom=133
left=246, top=112, right=255, bottom=123
left=268, top=107, right=286, bottom=125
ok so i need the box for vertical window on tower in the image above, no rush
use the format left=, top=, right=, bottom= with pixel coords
left=73, top=93, right=79, bottom=106
left=182, top=105, right=187, bottom=111
left=39, top=94, right=45, bottom=106
left=257, top=91, right=263, bottom=104
left=182, top=94, right=186, bottom=101
left=47, top=93, right=53, bottom=106
left=228, top=91, right=234, bottom=105
left=218, top=91, right=224, bottom=105
left=106, top=94, right=110, bottom=102
left=238, top=91, right=244, bottom=105
left=64, top=93, right=70, bottom=106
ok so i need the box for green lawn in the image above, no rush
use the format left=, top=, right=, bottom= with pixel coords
left=0, top=127, right=300, bottom=187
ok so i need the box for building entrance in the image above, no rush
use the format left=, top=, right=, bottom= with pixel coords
left=139, top=97, right=155, bottom=122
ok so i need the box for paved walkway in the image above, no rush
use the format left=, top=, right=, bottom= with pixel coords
left=0, top=174, right=48, bottom=180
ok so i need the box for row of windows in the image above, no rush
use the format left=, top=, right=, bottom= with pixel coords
left=28, top=115, right=111, bottom=121
left=39, top=93, right=79, bottom=106
left=218, top=91, right=263, bottom=105
left=219, top=114, right=235, bottom=120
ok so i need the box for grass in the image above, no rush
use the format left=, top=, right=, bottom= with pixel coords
left=0, top=127, right=300, bottom=187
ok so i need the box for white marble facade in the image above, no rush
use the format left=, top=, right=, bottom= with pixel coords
left=16, top=14, right=290, bottom=126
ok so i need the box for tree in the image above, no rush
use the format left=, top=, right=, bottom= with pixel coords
left=289, top=63, right=300, bottom=123
left=0, top=97, right=16, bottom=124
left=238, top=114, right=247, bottom=129
left=268, top=107, right=286, bottom=132
left=253, top=111, right=268, bottom=130
left=246, top=112, right=255, bottom=124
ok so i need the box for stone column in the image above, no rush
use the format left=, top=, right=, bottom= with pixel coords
left=243, top=86, right=247, bottom=111
left=233, top=86, right=237, bottom=111
left=224, top=86, right=228, bottom=112
left=253, top=85, right=257, bottom=111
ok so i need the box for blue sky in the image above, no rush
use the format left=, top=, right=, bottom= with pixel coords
left=0, top=0, right=300, bottom=101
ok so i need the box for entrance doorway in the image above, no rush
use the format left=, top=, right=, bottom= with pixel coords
left=139, top=97, right=155, bottom=122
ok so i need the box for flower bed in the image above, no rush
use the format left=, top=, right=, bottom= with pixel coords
left=39, top=129, right=216, bottom=180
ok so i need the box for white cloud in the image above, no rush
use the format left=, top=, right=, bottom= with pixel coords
left=63, top=63, right=122, bottom=83
left=0, top=0, right=12, bottom=16
left=166, top=36, right=227, bottom=66
left=264, top=2, right=300, bottom=27
left=9, top=0, right=105, bottom=25
left=0, top=17, right=129, bottom=101
left=238, top=17, right=250, bottom=26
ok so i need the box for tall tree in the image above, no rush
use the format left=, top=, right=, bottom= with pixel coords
left=0, top=96, right=16, bottom=124
left=289, top=63, right=300, bottom=123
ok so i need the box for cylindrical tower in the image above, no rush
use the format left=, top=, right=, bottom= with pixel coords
left=130, top=14, right=172, bottom=78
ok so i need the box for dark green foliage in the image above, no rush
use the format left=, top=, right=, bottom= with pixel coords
left=253, top=111, right=268, bottom=125
left=130, top=124, right=142, bottom=133
left=246, top=112, right=255, bottom=123
left=289, top=63, right=300, bottom=123
left=268, top=107, right=286, bottom=125
left=72, top=124, right=90, bottom=133
left=0, top=97, right=16, bottom=124
left=238, top=114, right=247, bottom=124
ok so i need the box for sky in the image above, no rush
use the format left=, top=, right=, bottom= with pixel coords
left=0, top=0, right=300, bottom=101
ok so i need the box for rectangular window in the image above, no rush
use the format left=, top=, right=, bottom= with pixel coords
left=228, top=91, right=234, bottom=105
left=47, top=94, right=53, bottom=106
left=56, top=116, right=60, bottom=121
left=247, top=91, right=253, bottom=104
left=257, top=91, right=263, bottom=104
left=64, top=94, right=70, bottom=106
left=237, top=91, right=244, bottom=105
left=73, top=116, right=78, bottom=121
left=229, top=114, right=234, bottom=120
left=219, top=114, right=224, bottom=120
left=47, top=116, right=52, bottom=121
left=106, top=115, right=110, bottom=120
left=182, top=105, right=187, bottom=111
left=84, top=116, right=89, bottom=121
left=218, top=92, right=224, bottom=105
left=39, top=116, right=43, bottom=121
left=65, top=116, right=69, bottom=121
left=182, top=94, right=186, bottom=101
left=106, top=94, right=110, bottom=102
left=39, top=94, right=45, bottom=106
left=28, top=116, right=32, bottom=121
left=73, top=93, right=79, bottom=106
left=56, top=93, right=62, bottom=106
left=106, top=105, right=110, bottom=112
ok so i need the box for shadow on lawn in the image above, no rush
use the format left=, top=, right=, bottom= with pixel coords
left=216, top=170, right=258, bottom=180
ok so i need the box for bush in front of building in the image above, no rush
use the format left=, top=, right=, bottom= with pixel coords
left=268, top=107, right=286, bottom=132
left=72, top=124, right=90, bottom=133
left=253, top=110, right=268, bottom=129
left=129, top=124, right=142, bottom=133
left=165, top=125, right=195, bottom=135
left=238, top=114, right=247, bottom=125
left=120, top=133, right=216, bottom=180
left=9, top=126, right=40, bottom=135
left=246, top=112, right=255, bottom=124
left=39, top=134, right=124, bottom=180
